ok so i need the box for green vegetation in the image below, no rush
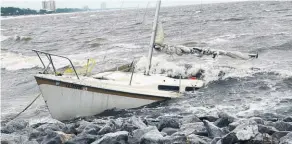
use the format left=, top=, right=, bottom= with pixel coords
left=1, top=7, right=88, bottom=16
left=55, top=8, right=84, bottom=13
left=1, top=7, right=38, bottom=16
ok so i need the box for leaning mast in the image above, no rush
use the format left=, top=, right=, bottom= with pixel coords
left=145, top=0, right=161, bottom=75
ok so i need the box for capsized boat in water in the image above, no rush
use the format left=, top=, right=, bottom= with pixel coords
left=33, top=0, right=257, bottom=120
left=35, top=71, right=203, bottom=120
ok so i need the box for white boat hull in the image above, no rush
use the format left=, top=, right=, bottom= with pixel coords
left=39, top=84, right=158, bottom=120
left=35, top=72, right=204, bottom=120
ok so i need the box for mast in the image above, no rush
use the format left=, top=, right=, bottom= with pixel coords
left=145, top=0, right=161, bottom=75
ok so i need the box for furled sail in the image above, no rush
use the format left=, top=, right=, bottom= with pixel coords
left=154, top=22, right=164, bottom=46
left=154, top=44, right=258, bottom=60
left=151, top=10, right=258, bottom=60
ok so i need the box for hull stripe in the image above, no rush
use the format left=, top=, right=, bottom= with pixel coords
left=35, top=76, right=171, bottom=101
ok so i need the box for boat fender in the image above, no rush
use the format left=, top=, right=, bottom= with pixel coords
left=190, top=77, right=197, bottom=80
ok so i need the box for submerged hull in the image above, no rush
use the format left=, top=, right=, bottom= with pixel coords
left=36, top=76, right=171, bottom=120
left=39, top=84, right=163, bottom=120
left=35, top=72, right=203, bottom=120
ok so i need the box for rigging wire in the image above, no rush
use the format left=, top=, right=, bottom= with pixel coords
left=141, top=2, right=150, bottom=25
left=7, top=93, right=42, bottom=123
left=135, top=4, right=140, bottom=23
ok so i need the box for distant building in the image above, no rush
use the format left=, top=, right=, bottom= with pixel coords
left=101, top=2, right=106, bottom=10
left=83, top=6, right=89, bottom=11
left=42, top=0, right=56, bottom=11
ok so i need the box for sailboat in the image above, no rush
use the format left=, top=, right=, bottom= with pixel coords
left=33, top=0, right=257, bottom=120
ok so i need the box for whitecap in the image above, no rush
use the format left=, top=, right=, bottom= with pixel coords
left=1, top=51, right=97, bottom=71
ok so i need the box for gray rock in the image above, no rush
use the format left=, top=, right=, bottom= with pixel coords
left=129, top=126, right=157, bottom=144
left=65, top=133, right=100, bottom=144
left=210, top=137, right=221, bottom=144
left=98, top=120, right=117, bottom=135
left=29, top=129, right=45, bottom=141
left=283, top=116, right=292, bottom=122
left=250, top=117, right=265, bottom=125
left=121, top=122, right=138, bottom=133
left=258, top=124, right=278, bottom=135
left=140, top=128, right=170, bottom=144
left=218, top=112, right=237, bottom=122
left=221, top=120, right=259, bottom=143
left=1, top=133, right=29, bottom=144
left=214, top=118, right=231, bottom=128
left=221, top=127, right=230, bottom=133
left=36, top=122, right=66, bottom=133
left=169, top=133, right=187, bottom=144
left=81, top=124, right=101, bottom=135
left=228, top=119, right=257, bottom=131
left=257, top=112, right=281, bottom=122
left=75, top=120, right=91, bottom=134
left=272, top=131, right=290, bottom=144
left=221, top=132, right=238, bottom=144
left=203, top=120, right=225, bottom=138
left=247, top=133, right=272, bottom=144
left=129, top=116, right=147, bottom=129
left=40, top=130, right=63, bottom=144
left=168, top=133, right=208, bottom=144
left=1, top=119, right=29, bottom=134
left=121, top=116, right=147, bottom=132
left=62, top=123, right=77, bottom=134
left=1, top=141, right=12, bottom=144
left=279, top=132, right=292, bottom=144
left=158, top=117, right=180, bottom=131
left=180, top=122, right=207, bottom=136
left=181, top=115, right=202, bottom=124
left=215, top=139, right=222, bottom=144
left=198, top=136, right=212, bottom=143
left=232, top=120, right=259, bottom=141
left=92, top=131, right=128, bottom=144
left=188, top=134, right=208, bottom=144
left=160, top=132, right=167, bottom=137
left=228, top=119, right=246, bottom=131
left=143, top=118, right=160, bottom=127
left=55, top=131, right=75, bottom=143
left=24, top=140, right=39, bottom=144
left=272, top=121, right=292, bottom=131
left=161, top=127, right=178, bottom=136
left=199, top=115, right=218, bottom=122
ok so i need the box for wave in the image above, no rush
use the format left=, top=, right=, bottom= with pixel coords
left=274, top=8, right=290, bottom=12
left=69, top=16, right=79, bottom=19
left=1, top=35, right=33, bottom=42
left=207, top=17, right=247, bottom=22
left=223, top=17, right=246, bottom=22
left=0, top=51, right=98, bottom=71
left=1, top=52, right=43, bottom=71
left=135, top=55, right=259, bottom=84
left=1, top=35, right=10, bottom=41
left=14, top=35, right=32, bottom=41
left=204, top=34, right=249, bottom=45
left=255, top=40, right=292, bottom=53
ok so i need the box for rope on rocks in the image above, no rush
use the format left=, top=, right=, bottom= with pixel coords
left=9, top=93, right=42, bottom=122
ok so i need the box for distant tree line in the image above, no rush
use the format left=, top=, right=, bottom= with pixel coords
left=55, top=8, right=85, bottom=13
left=1, top=7, right=88, bottom=16
left=1, top=7, right=38, bottom=16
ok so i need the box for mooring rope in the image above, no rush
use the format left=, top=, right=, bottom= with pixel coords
left=9, top=93, right=42, bottom=122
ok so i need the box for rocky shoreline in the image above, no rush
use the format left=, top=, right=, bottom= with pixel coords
left=1, top=111, right=292, bottom=144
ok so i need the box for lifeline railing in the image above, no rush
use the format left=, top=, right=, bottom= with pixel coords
left=32, top=49, right=79, bottom=79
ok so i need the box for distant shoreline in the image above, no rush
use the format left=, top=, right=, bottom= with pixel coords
left=0, top=9, right=123, bottom=20
left=0, top=7, right=148, bottom=20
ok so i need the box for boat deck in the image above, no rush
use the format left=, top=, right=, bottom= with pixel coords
left=35, top=71, right=204, bottom=99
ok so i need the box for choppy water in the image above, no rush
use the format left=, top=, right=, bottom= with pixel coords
left=1, top=1, right=292, bottom=129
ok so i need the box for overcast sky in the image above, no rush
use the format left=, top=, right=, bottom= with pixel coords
left=1, top=0, right=272, bottom=10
